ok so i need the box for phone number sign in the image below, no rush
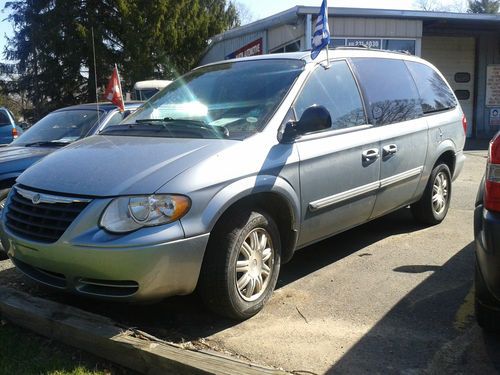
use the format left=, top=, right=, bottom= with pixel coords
left=346, top=39, right=381, bottom=49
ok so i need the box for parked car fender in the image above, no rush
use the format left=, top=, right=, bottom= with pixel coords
left=179, top=174, right=300, bottom=260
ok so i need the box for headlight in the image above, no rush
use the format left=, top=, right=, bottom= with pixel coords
left=100, top=194, right=190, bottom=233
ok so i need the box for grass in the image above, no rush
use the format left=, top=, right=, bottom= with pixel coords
left=0, top=320, right=132, bottom=375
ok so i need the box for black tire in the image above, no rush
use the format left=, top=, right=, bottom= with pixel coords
left=411, top=163, right=451, bottom=225
left=198, top=209, right=281, bottom=320
left=0, top=187, right=10, bottom=260
left=475, top=260, right=500, bottom=331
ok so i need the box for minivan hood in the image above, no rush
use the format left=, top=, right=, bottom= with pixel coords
left=17, top=135, right=237, bottom=196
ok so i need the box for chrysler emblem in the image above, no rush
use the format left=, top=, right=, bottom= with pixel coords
left=31, top=193, right=41, bottom=205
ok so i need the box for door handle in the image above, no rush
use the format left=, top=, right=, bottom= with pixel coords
left=382, top=144, right=398, bottom=156
left=362, top=148, right=380, bottom=161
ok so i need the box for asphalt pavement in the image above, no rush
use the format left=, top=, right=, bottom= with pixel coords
left=0, top=146, right=498, bottom=374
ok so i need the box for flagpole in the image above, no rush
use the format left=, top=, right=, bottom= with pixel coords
left=326, top=44, right=330, bottom=69
left=91, top=27, right=100, bottom=124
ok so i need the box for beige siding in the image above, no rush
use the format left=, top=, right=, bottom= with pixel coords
left=330, top=17, right=422, bottom=38
left=422, top=36, right=475, bottom=136
left=268, top=23, right=305, bottom=51
left=200, top=31, right=266, bottom=65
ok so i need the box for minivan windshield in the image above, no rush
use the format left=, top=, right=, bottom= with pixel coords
left=104, top=59, right=305, bottom=140
left=12, top=109, right=101, bottom=147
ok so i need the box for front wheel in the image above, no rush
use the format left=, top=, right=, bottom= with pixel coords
left=198, top=209, right=281, bottom=320
left=411, top=164, right=452, bottom=225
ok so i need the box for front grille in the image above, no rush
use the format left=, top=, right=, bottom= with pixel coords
left=5, top=189, right=89, bottom=243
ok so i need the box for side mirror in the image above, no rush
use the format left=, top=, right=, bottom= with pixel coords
left=296, top=106, right=331, bottom=134
left=279, top=106, right=331, bottom=143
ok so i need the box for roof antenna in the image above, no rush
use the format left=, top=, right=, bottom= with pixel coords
left=91, top=27, right=100, bottom=126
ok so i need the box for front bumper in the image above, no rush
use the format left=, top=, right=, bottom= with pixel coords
left=475, top=204, right=500, bottom=303
left=0, top=194, right=210, bottom=301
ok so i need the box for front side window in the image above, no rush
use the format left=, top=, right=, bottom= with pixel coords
left=352, top=58, right=423, bottom=126
left=294, top=60, right=366, bottom=131
left=111, top=60, right=305, bottom=140
left=405, top=61, right=457, bottom=114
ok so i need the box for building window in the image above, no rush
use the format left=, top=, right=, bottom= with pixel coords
left=270, top=40, right=301, bottom=54
left=454, top=72, right=471, bottom=83
left=330, top=38, right=416, bottom=55
left=330, top=39, right=346, bottom=48
left=383, top=40, right=416, bottom=55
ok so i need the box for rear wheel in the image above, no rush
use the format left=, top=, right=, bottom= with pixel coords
left=475, top=261, right=500, bottom=331
left=198, top=209, right=281, bottom=320
left=411, top=163, right=451, bottom=225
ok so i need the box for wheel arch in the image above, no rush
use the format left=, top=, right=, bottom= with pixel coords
left=433, top=141, right=456, bottom=177
left=202, top=176, right=300, bottom=264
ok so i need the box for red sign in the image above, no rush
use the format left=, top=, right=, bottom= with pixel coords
left=225, top=38, right=263, bottom=60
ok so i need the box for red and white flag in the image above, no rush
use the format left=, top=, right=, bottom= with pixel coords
left=103, top=64, right=124, bottom=112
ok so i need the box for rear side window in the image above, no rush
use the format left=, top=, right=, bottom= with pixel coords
left=294, top=60, right=366, bottom=130
left=352, top=58, right=423, bottom=126
left=0, top=111, right=11, bottom=126
left=405, top=61, right=457, bottom=114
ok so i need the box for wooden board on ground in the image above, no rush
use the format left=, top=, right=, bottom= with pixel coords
left=0, top=286, right=287, bottom=375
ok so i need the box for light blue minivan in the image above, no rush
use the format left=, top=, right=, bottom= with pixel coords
left=0, top=49, right=466, bottom=319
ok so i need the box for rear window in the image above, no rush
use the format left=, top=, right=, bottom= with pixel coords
left=405, top=61, right=457, bottom=114
left=352, top=58, right=423, bottom=126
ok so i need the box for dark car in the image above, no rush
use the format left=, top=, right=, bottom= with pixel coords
left=0, top=102, right=142, bottom=258
left=475, top=132, right=500, bottom=330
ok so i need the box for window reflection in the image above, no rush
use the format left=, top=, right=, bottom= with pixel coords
left=406, top=62, right=457, bottom=114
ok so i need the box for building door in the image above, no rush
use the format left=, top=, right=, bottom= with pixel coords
left=422, top=36, right=475, bottom=137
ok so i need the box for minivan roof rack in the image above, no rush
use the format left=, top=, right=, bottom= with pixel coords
left=332, top=46, right=412, bottom=56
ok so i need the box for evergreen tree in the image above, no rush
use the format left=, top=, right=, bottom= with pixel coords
left=2, top=0, right=240, bottom=120
left=468, top=0, right=500, bottom=13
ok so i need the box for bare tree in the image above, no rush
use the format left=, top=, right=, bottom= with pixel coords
left=414, top=0, right=468, bottom=11
left=235, top=2, right=255, bottom=25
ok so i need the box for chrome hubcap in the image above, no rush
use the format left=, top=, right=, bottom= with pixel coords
left=0, top=198, right=6, bottom=211
left=432, top=171, right=448, bottom=215
left=235, top=228, right=274, bottom=302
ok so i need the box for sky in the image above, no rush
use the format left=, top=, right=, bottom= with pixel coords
left=0, top=0, right=468, bottom=59
left=239, top=0, right=415, bottom=19
left=237, top=0, right=467, bottom=20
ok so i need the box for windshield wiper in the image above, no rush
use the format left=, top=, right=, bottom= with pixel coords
left=133, top=117, right=229, bottom=138
left=23, top=140, right=73, bottom=147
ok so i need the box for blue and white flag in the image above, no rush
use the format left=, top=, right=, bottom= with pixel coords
left=311, top=0, right=330, bottom=60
